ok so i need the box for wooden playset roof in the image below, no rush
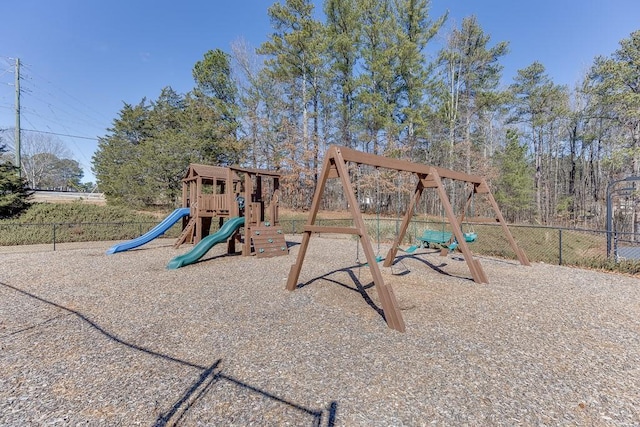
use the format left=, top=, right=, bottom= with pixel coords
left=182, top=164, right=240, bottom=182
left=230, top=165, right=281, bottom=178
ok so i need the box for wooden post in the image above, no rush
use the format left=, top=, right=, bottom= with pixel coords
left=243, top=172, right=253, bottom=256
left=432, top=170, right=488, bottom=284
left=483, top=179, right=531, bottom=266
left=228, top=168, right=239, bottom=218
left=286, top=153, right=333, bottom=292
left=196, top=176, right=203, bottom=244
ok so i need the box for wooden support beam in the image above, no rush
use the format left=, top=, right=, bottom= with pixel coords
left=286, top=151, right=334, bottom=292
left=420, top=176, right=440, bottom=188
left=484, top=181, right=531, bottom=266
left=335, top=146, right=485, bottom=184
left=331, top=147, right=405, bottom=332
left=242, top=172, right=252, bottom=256
left=475, top=181, right=491, bottom=193
left=303, top=225, right=361, bottom=235
left=431, top=170, right=489, bottom=284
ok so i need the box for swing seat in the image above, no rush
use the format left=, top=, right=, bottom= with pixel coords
left=400, top=245, right=418, bottom=253
left=447, top=232, right=478, bottom=252
left=362, top=255, right=385, bottom=266
left=418, top=230, right=452, bottom=248
left=419, top=230, right=478, bottom=251
left=463, top=232, right=477, bottom=243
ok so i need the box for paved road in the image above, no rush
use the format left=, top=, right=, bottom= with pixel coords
left=33, top=191, right=105, bottom=203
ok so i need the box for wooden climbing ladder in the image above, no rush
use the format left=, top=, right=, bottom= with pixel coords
left=174, top=216, right=196, bottom=248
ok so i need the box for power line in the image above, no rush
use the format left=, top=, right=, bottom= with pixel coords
left=21, top=128, right=99, bottom=141
left=21, top=63, right=111, bottom=125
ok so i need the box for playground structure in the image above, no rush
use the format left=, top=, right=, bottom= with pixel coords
left=107, top=163, right=286, bottom=262
left=232, top=166, right=285, bottom=258
left=106, top=207, right=191, bottom=254
left=174, top=164, right=242, bottom=247
left=286, top=145, right=530, bottom=332
left=168, top=164, right=286, bottom=267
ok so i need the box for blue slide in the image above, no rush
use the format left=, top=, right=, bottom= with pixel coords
left=106, top=207, right=191, bottom=254
left=167, top=216, right=245, bottom=269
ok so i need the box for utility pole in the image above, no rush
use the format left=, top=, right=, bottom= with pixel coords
left=14, top=57, right=21, bottom=177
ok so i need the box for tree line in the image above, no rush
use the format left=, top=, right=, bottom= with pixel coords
left=92, top=0, right=640, bottom=230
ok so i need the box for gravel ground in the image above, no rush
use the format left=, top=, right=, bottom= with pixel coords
left=1, top=235, right=639, bottom=426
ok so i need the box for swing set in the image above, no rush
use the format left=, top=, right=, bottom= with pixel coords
left=286, top=145, right=530, bottom=332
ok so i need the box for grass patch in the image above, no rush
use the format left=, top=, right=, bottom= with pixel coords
left=0, top=202, right=167, bottom=245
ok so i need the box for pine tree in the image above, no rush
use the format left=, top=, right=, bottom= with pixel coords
left=356, top=0, right=398, bottom=155
left=189, top=49, right=244, bottom=165
left=394, top=0, right=446, bottom=158
left=258, top=0, right=325, bottom=208
left=494, top=129, right=534, bottom=222
left=509, top=61, right=569, bottom=224
left=0, top=144, right=32, bottom=218
left=325, top=0, right=360, bottom=149
left=586, top=30, right=640, bottom=176
left=437, top=16, right=508, bottom=173
left=92, top=100, right=151, bottom=205
left=93, top=50, right=243, bottom=207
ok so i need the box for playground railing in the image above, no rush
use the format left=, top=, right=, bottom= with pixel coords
left=200, top=194, right=228, bottom=212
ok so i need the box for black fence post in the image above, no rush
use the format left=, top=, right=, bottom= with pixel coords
left=558, top=228, right=562, bottom=265
left=53, top=223, right=57, bottom=251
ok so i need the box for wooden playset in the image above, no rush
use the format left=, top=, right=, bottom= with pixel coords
left=175, top=164, right=241, bottom=247
left=174, top=163, right=286, bottom=258
left=233, top=166, right=287, bottom=258
left=286, top=145, right=530, bottom=332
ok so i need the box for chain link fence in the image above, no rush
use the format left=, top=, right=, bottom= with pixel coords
left=1, top=218, right=638, bottom=274
left=0, top=221, right=182, bottom=250
left=281, top=218, right=639, bottom=273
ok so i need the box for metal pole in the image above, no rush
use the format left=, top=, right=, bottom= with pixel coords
left=14, top=58, right=21, bottom=176
left=558, top=228, right=562, bottom=265
left=607, top=181, right=613, bottom=259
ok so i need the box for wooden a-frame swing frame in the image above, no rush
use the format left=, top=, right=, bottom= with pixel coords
left=286, top=145, right=530, bottom=332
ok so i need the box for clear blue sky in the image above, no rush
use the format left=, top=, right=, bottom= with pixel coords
left=1, top=0, right=638, bottom=183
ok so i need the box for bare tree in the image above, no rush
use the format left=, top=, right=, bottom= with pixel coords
left=12, top=131, right=73, bottom=189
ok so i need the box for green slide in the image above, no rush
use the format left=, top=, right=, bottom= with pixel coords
left=167, top=216, right=245, bottom=269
